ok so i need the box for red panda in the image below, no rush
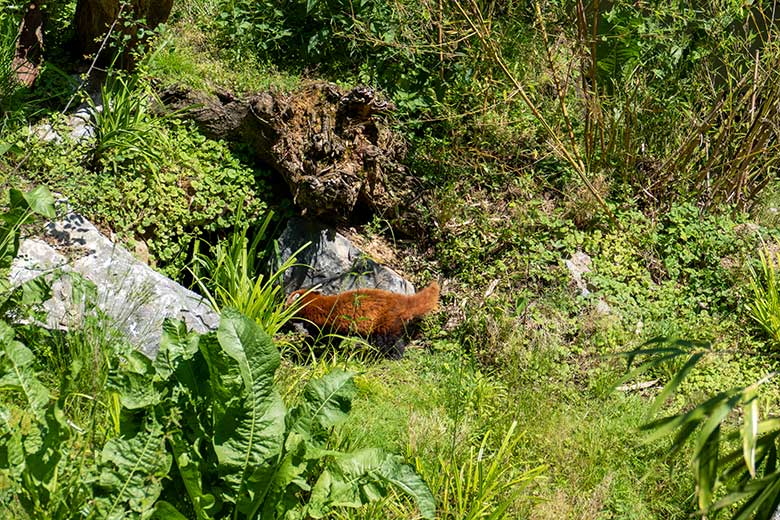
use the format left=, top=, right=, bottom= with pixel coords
left=285, top=282, right=440, bottom=357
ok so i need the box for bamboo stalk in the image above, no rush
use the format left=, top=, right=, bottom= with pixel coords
left=453, top=0, right=620, bottom=228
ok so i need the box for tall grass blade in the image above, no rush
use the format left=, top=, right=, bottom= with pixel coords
left=744, top=388, right=760, bottom=478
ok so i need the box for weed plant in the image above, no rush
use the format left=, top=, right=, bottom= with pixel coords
left=1, top=309, right=437, bottom=519
left=89, top=73, right=171, bottom=180
left=192, top=209, right=306, bottom=337
left=423, top=421, right=546, bottom=520
left=747, top=247, right=780, bottom=346
left=0, top=14, right=20, bottom=111
left=10, top=101, right=266, bottom=277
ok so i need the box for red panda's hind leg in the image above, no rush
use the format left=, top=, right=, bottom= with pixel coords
left=372, top=334, right=407, bottom=359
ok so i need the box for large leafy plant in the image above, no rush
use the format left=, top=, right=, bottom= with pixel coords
left=1, top=307, right=436, bottom=519
left=619, top=338, right=780, bottom=519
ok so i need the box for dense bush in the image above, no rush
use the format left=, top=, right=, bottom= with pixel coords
left=11, top=114, right=266, bottom=277
left=0, top=308, right=437, bottom=519
left=207, top=0, right=534, bottom=116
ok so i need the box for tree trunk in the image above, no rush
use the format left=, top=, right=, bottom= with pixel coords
left=74, top=0, right=173, bottom=66
left=13, top=2, right=44, bottom=87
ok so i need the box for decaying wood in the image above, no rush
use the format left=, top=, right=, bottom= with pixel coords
left=157, top=82, right=427, bottom=236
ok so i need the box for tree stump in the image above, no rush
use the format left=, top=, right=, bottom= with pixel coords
left=157, top=82, right=428, bottom=236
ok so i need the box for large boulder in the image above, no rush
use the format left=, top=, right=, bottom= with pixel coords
left=278, top=217, right=415, bottom=296
left=10, top=213, right=218, bottom=358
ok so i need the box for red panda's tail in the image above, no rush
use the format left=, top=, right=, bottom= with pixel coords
left=406, top=281, right=439, bottom=319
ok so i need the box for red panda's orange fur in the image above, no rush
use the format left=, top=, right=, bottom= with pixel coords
left=286, top=282, right=439, bottom=337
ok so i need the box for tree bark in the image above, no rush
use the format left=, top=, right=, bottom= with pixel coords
left=74, top=0, right=173, bottom=66
left=13, top=2, right=44, bottom=87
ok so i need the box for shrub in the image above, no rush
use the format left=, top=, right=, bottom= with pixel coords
left=208, top=0, right=501, bottom=115
left=14, top=105, right=267, bottom=277
left=0, top=310, right=437, bottom=519
left=80, top=118, right=266, bottom=277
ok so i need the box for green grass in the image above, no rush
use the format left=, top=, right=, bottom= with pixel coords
left=303, top=340, right=693, bottom=519
left=515, top=385, right=691, bottom=519
left=145, top=20, right=301, bottom=94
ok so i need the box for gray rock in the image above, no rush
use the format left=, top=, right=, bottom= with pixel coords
left=278, top=217, right=415, bottom=295
left=565, top=251, right=593, bottom=297
left=68, top=106, right=96, bottom=142
left=29, top=101, right=98, bottom=145
left=32, top=123, right=62, bottom=144
left=10, top=213, right=218, bottom=358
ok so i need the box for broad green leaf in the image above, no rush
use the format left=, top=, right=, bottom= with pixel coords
left=154, top=319, right=201, bottom=380
left=169, top=433, right=216, bottom=520
left=286, top=370, right=357, bottom=448
left=381, top=460, right=437, bottom=519
left=151, top=501, right=191, bottom=520
left=21, top=186, right=56, bottom=219
left=209, top=309, right=285, bottom=514
left=16, top=276, right=50, bottom=307
left=95, top=418, right=171, bottom=519
left=20, top=417, right=63, bottom=513
left=259, top=431, right=312, bottom=520
left=0, top=405, right=25, bottom=476
left=307, top=449, right=387, bottom=516
left=108, top=351, right=157, bottom=409
left=303, top=369, right=357, bottom=430
left=0, top=337, right=50, bottom=421
left=308, top=448, right=435, bottom=519
left=108, top=370, right=158, bottom=410
left=11, top=404, right=71, bottom=512
left=8, top=186, right=55, bottom=220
